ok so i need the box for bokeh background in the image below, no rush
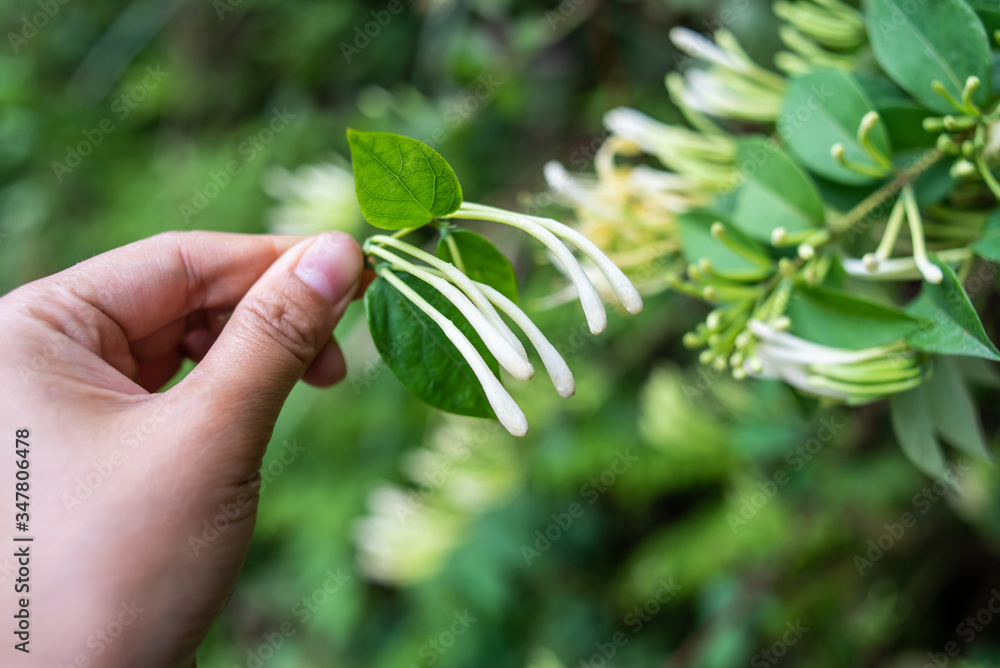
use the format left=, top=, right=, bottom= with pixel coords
left=3, top=0, right=1000, bottom=666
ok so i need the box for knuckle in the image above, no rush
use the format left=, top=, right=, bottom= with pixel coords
left=240, top=293, right=318, bottom=363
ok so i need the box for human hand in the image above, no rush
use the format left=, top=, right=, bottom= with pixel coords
left=0, top=231, right=364, bottom=667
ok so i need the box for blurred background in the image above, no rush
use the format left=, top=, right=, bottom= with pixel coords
left=2, top=0, right=1000, bottom=666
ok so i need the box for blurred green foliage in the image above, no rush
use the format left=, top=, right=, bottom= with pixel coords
left=3, top=0, right=1000, bottom=666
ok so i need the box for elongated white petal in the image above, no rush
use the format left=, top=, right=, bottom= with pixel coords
left=369, top=235, right=528, bottom=360
left=370, top=248, right=534, bottom=381
left=751, top=347, right=850, bottom=399
left=749, top=321, right=900, bottom=365
left=475, top=282, right=575, bottom=398
left=497, top=208, right=643, bottom=315
left=669, top=27, right=744, bottom=72
left=379, top=269, right=529, bottom=437
left=456, top=203, right=608, bottom=334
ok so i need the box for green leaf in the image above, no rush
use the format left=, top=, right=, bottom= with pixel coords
left=891, top=387, right=950, bottom=480
left=972, top=208, right=1000, bottom=262
left=436, top=229, right=519, bottom=303
left=779, top=69, right=892, bottom=186
left=732, top=137, right=825, bottom=241
left=347, top=129, right=463, bottom=230
left=677, top=211, right=772, bottom=282
left=925, top=356, right=992, bottom=460
left=866, top=0, right=991, bottom=115
left=365, top=272, right=498, bottom=418
left=786, top=285, right=922, bottom=349
left=906, top=258, right=1000, bottom=361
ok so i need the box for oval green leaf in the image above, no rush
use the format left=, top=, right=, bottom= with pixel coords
left=890, top=387, right=950, bottom=480
left=347, top=129, right=463, bottom=230
left=786, top=285, right=921, bottom=349
left=436, top=229, right=519, bottom=303
left=972, top=208, right=1000, bottom=262
left=866, top=0, right=991, bottom=114
left=779, top=69, right=892, bottom=186
left=365, top=272, right=498, bottom=418
left=905, top=257, right=1000, bottom=361
left=733, top=137, right=825, bottom=241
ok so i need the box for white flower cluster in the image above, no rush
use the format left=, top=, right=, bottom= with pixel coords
left=366, top=202, right=643, bottom=436
left=262, top=159, right=364, bottom=237
left=354, top=418, right=523, bottom=583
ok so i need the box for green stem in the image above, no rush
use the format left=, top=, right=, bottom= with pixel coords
left=831, top=149, right=943, bottom=235
left=443, top=233, right=467, bottom=274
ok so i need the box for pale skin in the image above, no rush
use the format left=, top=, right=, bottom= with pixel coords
left=0, top=230, right=365, bottom=667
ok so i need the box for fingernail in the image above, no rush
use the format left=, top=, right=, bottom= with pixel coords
left=294, top=233, right=363, bottom=304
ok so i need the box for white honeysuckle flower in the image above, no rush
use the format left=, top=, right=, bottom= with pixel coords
left=604, top=108, right=737, bottom=190
left=668, top=28, right=786, bottom=123
left=369, top=234, right=528, bottom=360
left=474, top=281, right=576, bottom=398
left=354, top=489, right=464, bottom=583
left=461, top=202, right=643, bottom=315
left=545, top=160, right=695, bottom=220
left=673, top=69, right=783, bottom=122
left=370, top=249, right=534, bottom=383
left=452, top=203, right=609, bottom=334
left=379, top=268, right=530, bottom=436
left=669, top=27, right=749, bottom=73
left=842, top=250, right=970, bottom=281
left=744, top=320, right=924, bottom=403
left=262, top=160, right=364, bottom=236
left=354, top=418, right=524, bottom=584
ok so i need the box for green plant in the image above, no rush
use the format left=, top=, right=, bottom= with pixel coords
left=540, top=0, right=1000, bottom=479
left=346, top=130, right=643, bottom=437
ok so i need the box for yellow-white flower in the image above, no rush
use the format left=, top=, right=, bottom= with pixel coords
left=365, top=214, right=642, bottom=436
left=604, top=107, right=738, bottom=191
left=668, top=27, right=786, bottom=123
left=261, top=159, right=364, bottom=236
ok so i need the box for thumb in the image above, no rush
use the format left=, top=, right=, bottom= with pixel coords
left=181, top=232, right=364, bottom=431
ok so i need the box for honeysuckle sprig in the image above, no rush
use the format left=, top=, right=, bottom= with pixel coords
left=347, top=130, right=643, bottom=435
